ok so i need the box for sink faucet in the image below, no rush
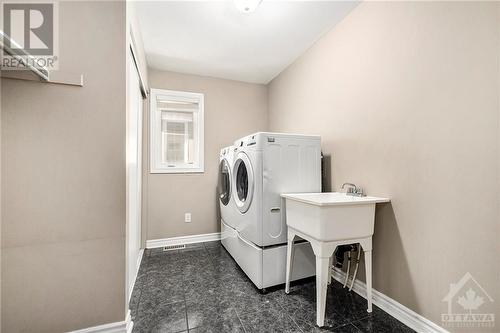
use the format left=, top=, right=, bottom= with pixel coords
left=341, top=183, right=365, bottom=197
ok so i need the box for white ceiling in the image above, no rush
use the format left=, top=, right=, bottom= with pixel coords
left=135, top=1, right=359, bottom=84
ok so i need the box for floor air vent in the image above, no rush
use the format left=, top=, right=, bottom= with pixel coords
left=163, top=244, right=185, bottom=251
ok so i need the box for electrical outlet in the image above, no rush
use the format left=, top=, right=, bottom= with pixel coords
left=185, top=213, right=191, bottom=223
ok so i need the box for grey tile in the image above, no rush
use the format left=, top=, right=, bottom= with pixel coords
left=141, top=279, right=186, bottom=305
left=135, top=266, right=149, bottom=288
left=184, top=275, right=223, bottom=300
left=214, top=249, right=233, bottom=259
left=132, top=245, right=411, bottom=333
left=327, top=290, right=374, bottom=323
left=147, top=256, right=186, bottom=279
left=130, top=253, right=149, bottom=320
left=211, top=260, right=241, bottom=277
left=180, top=251, right=212, bottom=263
left=129, top=285, right=142, bottom=319
left=228, top=289, right=284, bottom=317
left=278, top=284, right=315, bottom=316
left=351, top=309, right=415, bottom=333
left=297, top=323, right=363, bottom=333
left=336, top=324, right=363, bottom=333
left=312, top=280, right=374, bottom=322
left=279, top=280, right=366, bottom=331
left=203, top=240, right=222, bottom=249
left=178, top=244, right=209, bottom=257
left=189, top=324, right=245, bottom=333
left=135, top=259, right=148, bottom=278
left=147, top=255, right=184, bottom=270
left=185, top=267, right=250, bottom=301
left=183, top=243, right=206, bottom=249
left=148, top=249, right=185, bottom=263
left=180, top=258, right=214, bottom=279
left=280, top=288, right=348, bottom=331
left=148, top=306, right=188, bottom=333
left=279, top=282, right=316, bottom=308
left=239, top=308, right=302, bottom=333
left=208, top=264, right=239, bottom=280
left=149, top=270, right=186, bottom=285
left=134, top=300, right=187, bottom=333
left=207, top=245, right=233, bottom=260
left=219, top=275, right=257, bottom=297
left=186, top=296, right=243, bottom=331
left=293, top=311, right=349, bottom=333
left=132, top=318, right=149, bottom=333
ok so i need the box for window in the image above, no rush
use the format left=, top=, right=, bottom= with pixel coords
left=150, top=89, right=204, bottom=173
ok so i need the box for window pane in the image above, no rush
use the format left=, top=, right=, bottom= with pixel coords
left=160, top=110, right=197, bottom=165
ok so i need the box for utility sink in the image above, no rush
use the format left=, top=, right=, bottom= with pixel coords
left=281, top=192, right=390, bottom=242
left=282, top=192, right=391, bottom=326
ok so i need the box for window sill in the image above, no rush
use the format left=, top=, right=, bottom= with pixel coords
left=150, top=167, right=205, bottom=174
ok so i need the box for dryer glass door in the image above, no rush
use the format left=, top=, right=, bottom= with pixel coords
left=233, top=152, right=254, bottom=213
left=236, top=163, right=248, bottom=202
left=219, top=159, right=231, bottom=206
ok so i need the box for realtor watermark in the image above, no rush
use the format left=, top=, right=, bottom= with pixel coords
left=1, top=2, right=59, bottom=70
left=442, top=272, right=495, bottom=329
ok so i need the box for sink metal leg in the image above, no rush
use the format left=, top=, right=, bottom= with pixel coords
left=285, top=231, right=296, bottom=294
left=364, top=250, right=373, bottom=313
left=315, top=256, right=330, bottom=327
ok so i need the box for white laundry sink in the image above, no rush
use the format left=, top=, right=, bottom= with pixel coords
left=282, top=192, right=391, bottom=326
left=281, top=192, right=390, bottom=242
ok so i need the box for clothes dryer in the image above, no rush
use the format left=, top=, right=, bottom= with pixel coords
left=222, top=132, right=321, bottom=289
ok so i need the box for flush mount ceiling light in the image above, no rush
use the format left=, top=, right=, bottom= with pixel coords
left=234, top=0, right=263, bottom=13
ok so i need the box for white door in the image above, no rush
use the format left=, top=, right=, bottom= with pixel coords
left=127, top=51, right=143, bottom=298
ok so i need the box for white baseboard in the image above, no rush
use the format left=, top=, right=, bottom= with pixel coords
left=125, top=310, right=133, bottom=333
left=128, top=248, right=145, bottom=302
left=331, top=268, right=448, bottom=333
left=146, top=232, right=221, bottom=249
left=68, top=310, right=133, bottom=333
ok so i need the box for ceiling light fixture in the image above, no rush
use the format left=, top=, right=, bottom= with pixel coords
left=234, top=0, right=263, bottom=13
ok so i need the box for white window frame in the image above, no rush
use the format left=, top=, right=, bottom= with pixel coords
left=150, top=88, right=204, bottom=173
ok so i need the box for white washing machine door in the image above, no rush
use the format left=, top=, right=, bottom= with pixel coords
left=218, top=158, right=231, bottom=206
left=233, top=152, right=254, bottom=213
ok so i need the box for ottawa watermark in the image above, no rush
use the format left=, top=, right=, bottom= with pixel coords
left=442, top=272, right=495, bottom=329
left=1, top=2, right=59, bottom=70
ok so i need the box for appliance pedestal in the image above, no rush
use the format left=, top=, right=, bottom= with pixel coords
left=221, top=220, right=316, bottom=289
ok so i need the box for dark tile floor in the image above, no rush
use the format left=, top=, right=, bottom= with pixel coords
left=130, top=241, right=415, bottom=333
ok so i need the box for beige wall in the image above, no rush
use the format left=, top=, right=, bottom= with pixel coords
left=143, top=70, right=267, bottom=241
left=268, top=1, right=499, bottom=331
left=1, top=2, right=126, bottom=332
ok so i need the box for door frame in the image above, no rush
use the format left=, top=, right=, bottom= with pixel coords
left=125, top=28, right=148, bottom=316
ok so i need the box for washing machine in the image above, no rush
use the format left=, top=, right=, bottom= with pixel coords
left=218, top=146, right=237, bottom=229
left=221, top=132, right=321, bottom=289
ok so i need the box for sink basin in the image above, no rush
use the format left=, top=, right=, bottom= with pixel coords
left=281, top=192, right=390, bottom=242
